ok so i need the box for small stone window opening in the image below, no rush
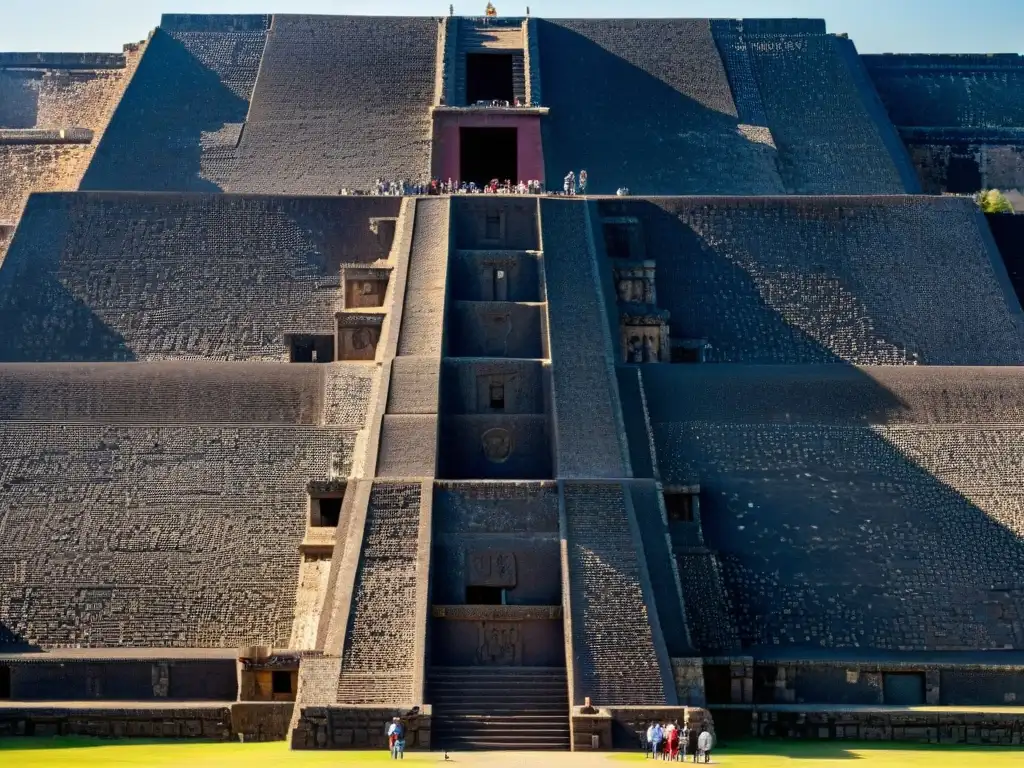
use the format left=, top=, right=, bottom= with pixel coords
left=0, top=666, right=10, bottom=699
left=466, top=585, right=503, bottom=605
left=289, top=334, right=335, bottom=363
left=489, top=381, right=505, bottom=411
left=272, top=670, right=294, bottom=696
left=603, top=222, right=634, bottom=259
left=485, top=212, right=503, bottom=241
left=664, top=492, right=694, bottom=522
left=310, top=494, right=344, bottom=527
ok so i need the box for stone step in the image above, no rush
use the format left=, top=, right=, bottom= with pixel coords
left=432, top=706, right=567, bottom=717
left=430, top=693, right=567, bottom=704
left=434, top=714, right=568, bottom=724
left=431, top=737, right=569, bottom=750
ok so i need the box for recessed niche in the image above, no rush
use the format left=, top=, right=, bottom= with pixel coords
left=341, top=265, right=390, bottom=309
left=272, top=670, right=294, bottom=696
left=664, top=492, right=694, bottom=523
left=288, top=334, right=335, bottom=363
left=336, top=312, right=385, bottom=361
left=310, top=493, right=344, bottom=527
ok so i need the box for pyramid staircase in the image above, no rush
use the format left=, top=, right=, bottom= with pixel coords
left=428, top=666, right=570, bottom=750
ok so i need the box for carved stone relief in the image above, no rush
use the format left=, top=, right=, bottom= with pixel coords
left=476, top=621, right=522, bottom=665
left=467, top=550, right=517, bottom=587
left=481, top=427, right=514, bottom=463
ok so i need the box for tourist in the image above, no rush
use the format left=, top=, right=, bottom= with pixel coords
left=665, top=720, right=679, bottom=761
left=387, top=717, right=405, bottom=759
left=644, top=721, right=657, bottom=757
left=680, top=723, right=690, bottom=761
left=649, top=721, right=664, bottom=758
left=579, top=169, right=588, bottom=195
left=696, top=728, right=712, bottom=763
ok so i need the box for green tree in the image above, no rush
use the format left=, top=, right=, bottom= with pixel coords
left=977, top=189, right=1014, bottom=214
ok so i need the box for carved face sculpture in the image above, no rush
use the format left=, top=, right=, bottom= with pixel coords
left=481, top=427, right=514, bottom=463
left=360, top=281, right=375, bottom=295
left=351, top=328, right=373, bottom=350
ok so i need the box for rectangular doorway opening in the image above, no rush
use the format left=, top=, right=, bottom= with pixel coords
left=466, top=585, right=503, bottom=605
left=289, top=334, right=335, bottom=363
left=664, top=492, right=694, bottom=522
left=460, top=127, right=517, bottom=187
left=0, top=666, right=10, bottom=699
left=466, top=53, right=514, bottom=105
left=884, top=672, right=926, bottom=705
left=272, top=670, right=294, bottom=697
left=310, top=494, right=343, bottom=527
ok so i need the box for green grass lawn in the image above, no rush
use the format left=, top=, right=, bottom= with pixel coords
left=1, top=738, right=1022, bottom=767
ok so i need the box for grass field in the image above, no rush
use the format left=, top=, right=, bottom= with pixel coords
left=1, top=738, right=1022, bottom=767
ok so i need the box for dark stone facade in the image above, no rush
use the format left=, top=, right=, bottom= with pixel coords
left=4, top=11, right=1024, bottom=754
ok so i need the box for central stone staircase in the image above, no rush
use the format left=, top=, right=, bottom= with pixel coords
left=428, top=666, right=570, bottom=750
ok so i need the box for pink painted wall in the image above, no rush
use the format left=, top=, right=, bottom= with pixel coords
left=432, top=112, right=545, bottom=183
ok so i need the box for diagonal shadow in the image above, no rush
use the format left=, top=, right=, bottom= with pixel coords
left=81, top=30, right=250, bottom=192
left=536, top=20, right=782, bottom=196
left=600, top=198, right=1024, bottom=660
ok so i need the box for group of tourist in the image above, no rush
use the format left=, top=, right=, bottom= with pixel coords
left=644, top=722, right=714, bottom=762
left=348, top=178, right=548, bottom=196
left=562, top=169, right=588, bottom=195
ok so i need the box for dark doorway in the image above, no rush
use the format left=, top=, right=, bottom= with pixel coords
left=311, top=496, right=342, bottom=527
left=272, top=670, right=294, bottom=696
left=884, top=672, right=925, bottom=705
left=466, top=53, right=514, bottom=105
left=946, top=152, right=982, bottom=193
left=289, top=334, right=335, bottom=363
left=703, top=664, right=732, bottom=704
left=0, top=666, right=10, bottom=699
left=460, top=127, right=517, bottom=187
left=466, top=585, right=503, bottom=605
left=664, top=492, right=694, bottom=522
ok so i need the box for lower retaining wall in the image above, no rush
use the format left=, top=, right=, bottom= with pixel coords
left=716, top=707, right=1024, bottom=745
left=0, top=705, right=232, bottom=740
left=0, top=702, right=294, bottom=742
left=290, top=706, right=431, bottom=750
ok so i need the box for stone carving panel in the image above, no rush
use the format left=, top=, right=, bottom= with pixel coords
left=466, top=551, right=517, bottom=588
left=336, top=313, right=384, bottom=361
left=476, top=621, right=522, bottom=665
left=481, top=427, right=515, bottom=463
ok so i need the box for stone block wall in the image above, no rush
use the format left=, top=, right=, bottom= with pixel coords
left=82, top=22, right=268, bottom=192
left=563, top=482, right=670, bottom=706
left=291, top=705, right=431, bottom=750
left=648, top=366, right=1024, bottom=652
left=234, top=16, right=437, bottom=193
left=451, top=198, right=539, bottom=251
left=541, top=200, right=626, bottom=478
left=0, top=706, right=233, bottom=740
left=737, top=31, right=908, bottom=193
left=0, top=194, right=399, bottom=362
left=601, top=196, right=1024, bottom=365
left=940, top=669, right=1024, bottom=706
left=2, top=658, right=237, bottom=700
left=447, top=301, right=544, bottom=359
left=0, top=423, right=355, bottom=648
left=537, top=19, right=783, bottom=195
left=863, top=55, right=1024, bottom=130
left=0, top=362, right=351, bottom=424
left=749, top=709, right=1024, bottom=744
left=337, top=483, right=422, bottom=705
left=0, top=46, right=142, bottom=252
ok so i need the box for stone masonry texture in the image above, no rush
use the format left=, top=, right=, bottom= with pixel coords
left=7, top=11, right=1024, bottom=744
left=0, top=193, right=399, bottom=362
left=599, top=196, right=1024, bottom=365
